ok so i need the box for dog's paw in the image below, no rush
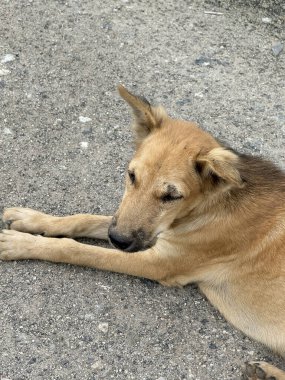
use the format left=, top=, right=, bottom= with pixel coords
left=0, top=229, right=42, bottom=261
left=3, top=207, right=53, bottom=235
left=242, top=361, right=284, bottom=380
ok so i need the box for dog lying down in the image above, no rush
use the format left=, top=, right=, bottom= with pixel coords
left=1, top=86, right=285, bottom=379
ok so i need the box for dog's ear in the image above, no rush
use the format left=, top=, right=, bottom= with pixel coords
left=195, top=147, right=244, bottom=188
left=118, top=85, right=167, bottom=144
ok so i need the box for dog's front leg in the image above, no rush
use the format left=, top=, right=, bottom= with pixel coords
left=0, top=230, right=169, bottom=281
left=3, top=207, right=112, bottom=240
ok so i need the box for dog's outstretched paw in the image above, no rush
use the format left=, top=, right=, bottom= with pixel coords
left=2, top=207, right=53, bottom=235
left=0, top=229, right=41, bottom=261
left=242, top=361, right=285, bottom=380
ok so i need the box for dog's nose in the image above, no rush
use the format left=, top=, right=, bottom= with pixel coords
left=108, top=230, right=135, bottom=251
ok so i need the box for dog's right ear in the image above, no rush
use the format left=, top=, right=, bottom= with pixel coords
left=118, top=85, right=167, bottom=144
left=195, top=147, right=244, bottom=189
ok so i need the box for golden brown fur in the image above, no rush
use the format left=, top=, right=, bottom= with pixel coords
left=0, top=86, right=284, bottom=379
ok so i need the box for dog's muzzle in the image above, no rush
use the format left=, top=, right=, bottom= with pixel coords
left=108, top=224, right=146, bottom=252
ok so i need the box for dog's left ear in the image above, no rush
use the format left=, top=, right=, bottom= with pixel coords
left=118, top=85, right=167, bottom=144
left=195, top=147, right=244, bottom=188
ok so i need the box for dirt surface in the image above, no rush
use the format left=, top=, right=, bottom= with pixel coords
left=0, top=0, right=284, bottom=379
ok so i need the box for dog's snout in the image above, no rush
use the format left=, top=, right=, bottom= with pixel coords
left=108, top=230, right=135, bottom=251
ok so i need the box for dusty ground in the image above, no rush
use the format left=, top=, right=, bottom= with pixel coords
left=0, top=0, right=284, bottom=379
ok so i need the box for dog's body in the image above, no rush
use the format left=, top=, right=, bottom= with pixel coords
left=1, top=86, right=285, bottom=379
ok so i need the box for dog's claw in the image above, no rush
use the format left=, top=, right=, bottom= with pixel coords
left=5, top=220, right=13, bottom=229
left=245, top=363, right=256, bottom=377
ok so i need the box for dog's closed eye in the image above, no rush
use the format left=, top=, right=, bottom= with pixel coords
left=160, top=193, right=183, bottom=203
left=160, top=184, right=184, bottom=203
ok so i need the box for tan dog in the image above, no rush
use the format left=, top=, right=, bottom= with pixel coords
left=1, top=86, right=285, bottom=379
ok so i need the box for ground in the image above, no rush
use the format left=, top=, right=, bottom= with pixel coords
left=0, top=0, right=284, bottom=379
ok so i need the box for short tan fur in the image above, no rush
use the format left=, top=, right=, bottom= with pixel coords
left=1, top=86, right=284, bottom=379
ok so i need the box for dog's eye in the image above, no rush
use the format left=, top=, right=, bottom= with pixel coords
left=161, top=193, right=183, bottom=203
left=128, top=170, right=136, bottom=184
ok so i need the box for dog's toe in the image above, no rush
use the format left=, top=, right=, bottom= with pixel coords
left=245, top=363, right=257, bottom=378
left=242, top=361, right=284, bottom=380
left=2, top=207, right=46, bottom=234
left=5, top=219, right=13, bottom=229
left=0, top=229, right=41, bottom=261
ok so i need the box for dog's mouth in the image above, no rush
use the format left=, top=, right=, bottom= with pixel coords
left=108, top=226, right=158, bottom=253
left=109, top=236, right=156, bottom=253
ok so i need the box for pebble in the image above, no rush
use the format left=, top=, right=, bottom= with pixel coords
left=80, top=141, right=88, bottom=149
left=194, top=56, right=211, bottom=66
left=84, top=313, right=95, bottom=321
left=272, top=42, right=283, bottom=57
left=82, top=125, right=93, bottom=134
left=1, top=54, right=15, bottom=63
left=79, top=116, right=92, bottom=123
left=176, top=98, right=191, bottom=106
left=54, top=118, right=64, bottom=127
left=98, top=322, right=109, bottom=333
left=3, top=127, right=13, bottom=135
left=0, top=80, right=5, bottom=88
left=91, top=359, right=104, bottom=370
left=262, top=17, right=272, bottom=23
left=0, top=67, right=10, bottom=76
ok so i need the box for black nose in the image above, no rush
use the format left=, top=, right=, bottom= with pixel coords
left=108, top=230, right=135, bottom=251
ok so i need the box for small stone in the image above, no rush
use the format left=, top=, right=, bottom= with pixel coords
left=101, top=22, right=112, bottom=31
left=3, top=127, right=13, bottom=135
left=176, top=98, right=191, bottom=106
left=1, top=54, right=15, bottom=63
left=82, top=125, right=93, bottom=134
left=28, top=357, right=37, bottom=364
left=91, top=359, right=104, bottom=370
left=195, top=56, right=212, bottom=66
left=54, top=118, right=64, bottom=127
left=0, top=67, right=10, bottom=76
left=79, top=116, right=92, bottom=123
left=80, top=141, right=88, bottom=149
left=194, top=56, right=226, bottom=66
left=272, top=42, right=283, bottom=57
left=0, top=80, right=5, bottom=88
left=98, top=322, right=109, bottom=333
left=84, top=313, right=95, bottom=321
left=262, top=17, right=272, bottom=23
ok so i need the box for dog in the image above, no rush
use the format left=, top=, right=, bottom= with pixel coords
left=0, top=85, right=285, bottom=379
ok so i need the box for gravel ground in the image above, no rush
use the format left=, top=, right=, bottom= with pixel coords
left=0, top=1, right=284, bottom=379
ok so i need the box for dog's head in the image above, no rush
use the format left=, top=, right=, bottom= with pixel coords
left=108, top=86, right=244, bottom=252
